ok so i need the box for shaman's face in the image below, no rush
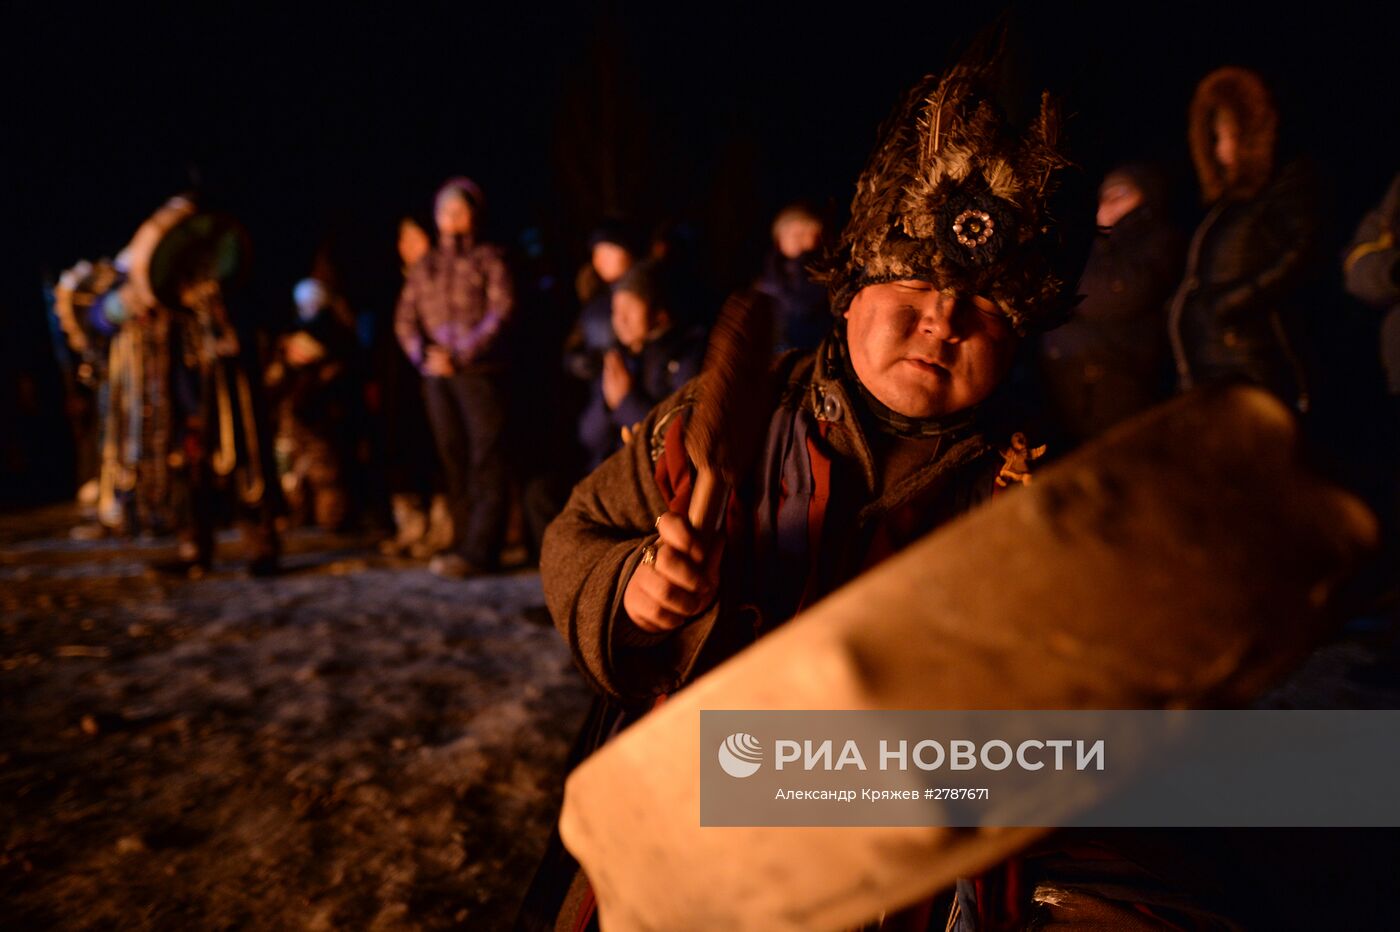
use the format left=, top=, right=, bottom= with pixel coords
left=843, top=280, right=1017, bottom=418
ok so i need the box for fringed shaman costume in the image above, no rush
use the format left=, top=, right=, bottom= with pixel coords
left=59, top=197, right=279, bottom=571
left=54, top=258, right=179, bottom=533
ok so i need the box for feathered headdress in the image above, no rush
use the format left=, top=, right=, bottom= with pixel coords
left=817, top=54, right=1091, bottom=333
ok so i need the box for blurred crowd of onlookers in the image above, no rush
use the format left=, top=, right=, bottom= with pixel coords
left=44, top=65, right=1400, bottom=578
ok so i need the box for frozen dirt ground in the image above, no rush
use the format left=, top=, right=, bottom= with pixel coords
left=0, top=506, right=591, bottom=930
left=1, top=505, right=1397, bottom=930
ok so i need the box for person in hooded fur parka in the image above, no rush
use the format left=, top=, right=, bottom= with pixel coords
left=1167, top=66, right=1319, bottom=411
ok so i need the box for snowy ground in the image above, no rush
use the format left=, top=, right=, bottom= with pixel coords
left=0, top=506, right=591, bottom=930
left=2, top=505, right=1396, bottom=930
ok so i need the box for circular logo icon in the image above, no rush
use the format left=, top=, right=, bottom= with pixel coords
left=718, top=732, right=763, bottom=778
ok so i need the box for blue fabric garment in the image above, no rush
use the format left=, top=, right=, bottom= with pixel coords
left=752, top=403, right=819, bottom=625
left=577, top=326, right=705, bottom=470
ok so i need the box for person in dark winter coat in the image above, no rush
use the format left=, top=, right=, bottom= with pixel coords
left=1167, top=66, right=1318, bottom=411
left=1343, top=170, right=1400, bottom=409
left=1342, top=170, right=1400, bottom=544
left=755, top=202, right=831, bottom=353
left=266, top=278, right=360, bottom=530
left=564, top=222, right=641, bottom=385
left=648, top=218, right=719, bottom=332
left=379, top=216, right=452, bottom=558
left=393, top=177, right=515, bottom=577
left=577, top=260, right=704, bottom=471
left=1041, top=165, right=1184, bottom=441
left=508, top=227, right=585, bottom=565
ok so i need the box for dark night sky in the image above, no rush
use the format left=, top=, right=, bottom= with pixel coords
left=3, top=0, right=1397, bottom=500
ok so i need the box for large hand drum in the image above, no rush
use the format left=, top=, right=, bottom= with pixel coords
left=559, top=386, right=1378, bottom=931
left=121, top=197, right=251, bottom=312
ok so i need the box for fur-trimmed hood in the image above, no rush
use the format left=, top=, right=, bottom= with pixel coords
left=1189, top=67, right=1277, bottom=204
